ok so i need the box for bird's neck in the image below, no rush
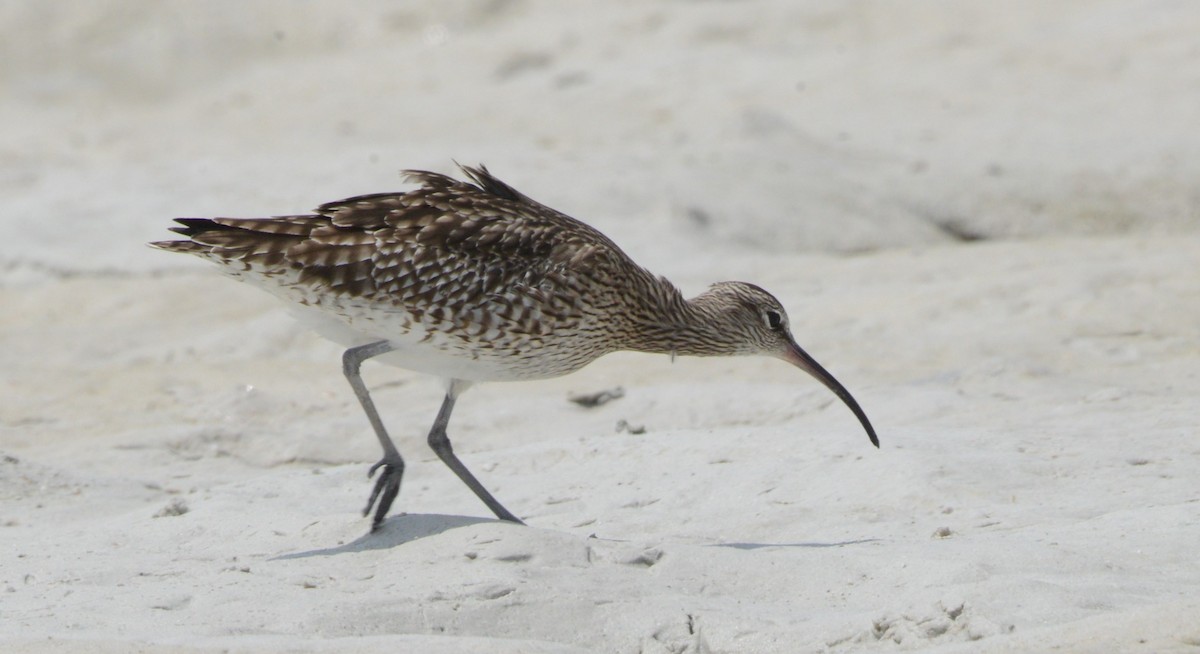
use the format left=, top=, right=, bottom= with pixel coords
left=619, top=276, right=736, bottom=357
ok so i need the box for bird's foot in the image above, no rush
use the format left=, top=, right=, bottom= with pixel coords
left=363, top=457, right=404, bottom=531
left=493, top=505, right=526, bottom=525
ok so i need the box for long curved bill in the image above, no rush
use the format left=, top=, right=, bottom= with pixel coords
left=782, top=339, right=879, bottom=448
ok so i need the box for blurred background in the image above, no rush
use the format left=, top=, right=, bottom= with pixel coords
left=1, top=0, right=1198, bottom=279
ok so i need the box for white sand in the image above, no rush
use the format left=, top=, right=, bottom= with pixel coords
left=2, top=2, right=1198, bottom=652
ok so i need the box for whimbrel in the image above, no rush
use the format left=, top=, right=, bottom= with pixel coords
left=151, top=165, right=878, bottom=530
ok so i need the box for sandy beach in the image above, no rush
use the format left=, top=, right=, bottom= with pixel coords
left=3, top=2, right=1198, bottom=652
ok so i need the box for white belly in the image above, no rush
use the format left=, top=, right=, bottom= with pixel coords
left=261, top=280, right=593, bottom=382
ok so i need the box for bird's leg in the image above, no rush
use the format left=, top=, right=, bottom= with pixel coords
left=342, top=340, right=404, bottom=531
left=428, top=381, right=525, bottom=524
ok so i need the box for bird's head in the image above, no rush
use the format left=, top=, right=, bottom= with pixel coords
left=699, top=281, right=880, bottom=448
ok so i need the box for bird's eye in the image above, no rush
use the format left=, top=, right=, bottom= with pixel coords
left=764, top=310, right=783, bottom=331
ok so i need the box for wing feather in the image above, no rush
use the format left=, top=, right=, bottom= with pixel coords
left=154, top=165, right=643, bottom=325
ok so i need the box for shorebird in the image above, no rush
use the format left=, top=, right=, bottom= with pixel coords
left=152, top=165, right=878, bottom=530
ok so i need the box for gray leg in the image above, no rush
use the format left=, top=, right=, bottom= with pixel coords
left=343, top=340, right=403, bottom=530
left=428, top=380, right=524, bottom=524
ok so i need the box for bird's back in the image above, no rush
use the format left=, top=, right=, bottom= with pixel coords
left=152, top=166, right=658, bottom=381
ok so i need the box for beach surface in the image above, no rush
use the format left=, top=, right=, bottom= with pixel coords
left=2, top=2, right=1198, bottom=652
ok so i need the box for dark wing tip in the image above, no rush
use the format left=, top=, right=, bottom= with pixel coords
left=167, top=218, right=220, bottom=237
left=398, top=163, right=531, bottom=205
left=457, top=162, right=530, bottom=203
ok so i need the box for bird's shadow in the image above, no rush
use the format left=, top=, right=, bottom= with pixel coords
left=711, top=539, right=880, bottom=550
left=270, top=514, right=880, bottom=560
left=271, top=513, right=492, bottom=560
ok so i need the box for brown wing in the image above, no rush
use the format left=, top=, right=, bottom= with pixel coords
left=151, top=165, right=639, bottom=331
